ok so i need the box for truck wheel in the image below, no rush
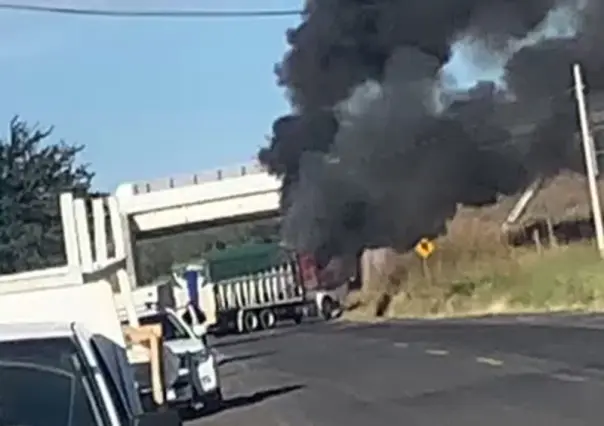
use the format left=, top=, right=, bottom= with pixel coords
left=242, top=310, right=259, bottom=333
left=321, top=297, right=335, bottom=321
left=259, top=309, right=276, bottom=329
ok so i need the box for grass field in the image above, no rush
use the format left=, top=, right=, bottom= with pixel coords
left=346, top=242, right=604, bottom=321
left=345, top=172, right=604, bottom=320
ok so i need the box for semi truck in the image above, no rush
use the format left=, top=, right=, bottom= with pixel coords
left=0, top=282, right=182, bottom=426
left=130, top=242, right=357, bottom=335
left=170, top=242, right=353, bottom=334
left=172, top=242, right=309, bottom=334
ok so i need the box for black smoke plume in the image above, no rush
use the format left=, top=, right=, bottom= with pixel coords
left=259, top=0, right=603, bottom=262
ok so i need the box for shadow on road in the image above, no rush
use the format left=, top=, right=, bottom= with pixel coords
left=219, top=350, right=276, bottom=366
left=181, top=384, right=305, bottom=420
left=221, top=384, right=305, bottom=410
left=212, top=334, right=285, bottom=348
left=211, top=323, right=315, bottom=348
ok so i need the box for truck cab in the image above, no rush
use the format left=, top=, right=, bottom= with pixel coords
left=0, top=321, right=181, bottom=426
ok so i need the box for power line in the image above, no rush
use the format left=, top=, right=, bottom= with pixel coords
left=0, top=3, right=303, bottom=18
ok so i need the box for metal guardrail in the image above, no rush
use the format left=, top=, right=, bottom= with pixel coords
left=131, top=161, right=267, bottom=195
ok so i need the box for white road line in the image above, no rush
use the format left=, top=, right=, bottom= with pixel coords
left=394, top=342, right=409, bottom=348
left=550, top=373, right=587, bottom=382
left=475, top=356, right=504, bottom=366
left=425, top=349, right=449, bottom=356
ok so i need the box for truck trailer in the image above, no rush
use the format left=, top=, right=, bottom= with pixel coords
left=131, top=242, right=354, bottom=336
left=172, top=243, right=309, bottom=334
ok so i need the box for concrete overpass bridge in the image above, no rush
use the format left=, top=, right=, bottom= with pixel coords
left=114, top=162, right=282, bottom=287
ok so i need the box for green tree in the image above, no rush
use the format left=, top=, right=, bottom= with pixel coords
left=0, top=117, right=95, bottom=274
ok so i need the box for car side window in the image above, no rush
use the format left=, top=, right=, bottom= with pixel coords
left=166, top=315, right=189, bottom=340
left=0, top=338, right=102, bottom=426
left=89, top=342, right=131, bottom=426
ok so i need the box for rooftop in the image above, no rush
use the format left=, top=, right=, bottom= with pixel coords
left=0, top=322, right=74, bottom=342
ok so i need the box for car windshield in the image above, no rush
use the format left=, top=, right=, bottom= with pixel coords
left=0, top=337, right=98, bottom=426
left=139, top=313, right=189, bottom=341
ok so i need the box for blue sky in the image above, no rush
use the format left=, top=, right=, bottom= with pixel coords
left=0, top=1, right=299, bottom=191
left=0, top=1, right=488, bottom=192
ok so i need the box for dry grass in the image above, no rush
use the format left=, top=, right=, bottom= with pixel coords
left=344, top=172, right=604, bottom=321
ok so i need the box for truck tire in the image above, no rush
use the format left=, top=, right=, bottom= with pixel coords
left=321, top=297, right=336, bottom=321
left=242, top=310, right=259, bottom=333
left=259, top=309, right=276, bottom=329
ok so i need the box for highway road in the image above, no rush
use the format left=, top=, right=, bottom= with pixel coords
left=189, top=314, right=604, bottom=425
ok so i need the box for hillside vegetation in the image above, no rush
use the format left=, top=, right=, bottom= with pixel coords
left=346, top=171, right=604, bottom=320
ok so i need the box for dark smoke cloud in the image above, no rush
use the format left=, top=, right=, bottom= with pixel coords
left=259, top=0, right=603, bottom=261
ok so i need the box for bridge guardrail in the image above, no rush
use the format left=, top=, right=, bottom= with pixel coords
left=131, top=162, right=267, bottom=195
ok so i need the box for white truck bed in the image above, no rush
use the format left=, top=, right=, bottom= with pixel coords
left=0, top=282, right=126, bottom=346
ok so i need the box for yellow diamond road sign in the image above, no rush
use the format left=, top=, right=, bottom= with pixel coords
left=415, top=238, right=435, bottom=259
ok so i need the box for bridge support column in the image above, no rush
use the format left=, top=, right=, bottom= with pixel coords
left=107, top=198, right=139, bottom=326
left=120, top=213, right=139, bottom=289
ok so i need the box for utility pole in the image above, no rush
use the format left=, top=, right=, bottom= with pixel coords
left=573, top=63, right=604, bottom=258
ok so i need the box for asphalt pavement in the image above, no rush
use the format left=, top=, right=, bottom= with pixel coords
left=188, top=314, right=604, bottom=426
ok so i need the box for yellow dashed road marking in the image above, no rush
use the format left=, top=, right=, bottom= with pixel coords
left=475, top=356, right=504, bottom=366
left=425, top=349, right=449, bottom=356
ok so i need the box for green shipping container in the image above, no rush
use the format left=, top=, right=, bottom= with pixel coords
left=203, top=243, right=295, bottom=282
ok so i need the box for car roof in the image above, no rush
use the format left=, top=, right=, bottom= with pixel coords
left=0, top=322, right=75, bottom=342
